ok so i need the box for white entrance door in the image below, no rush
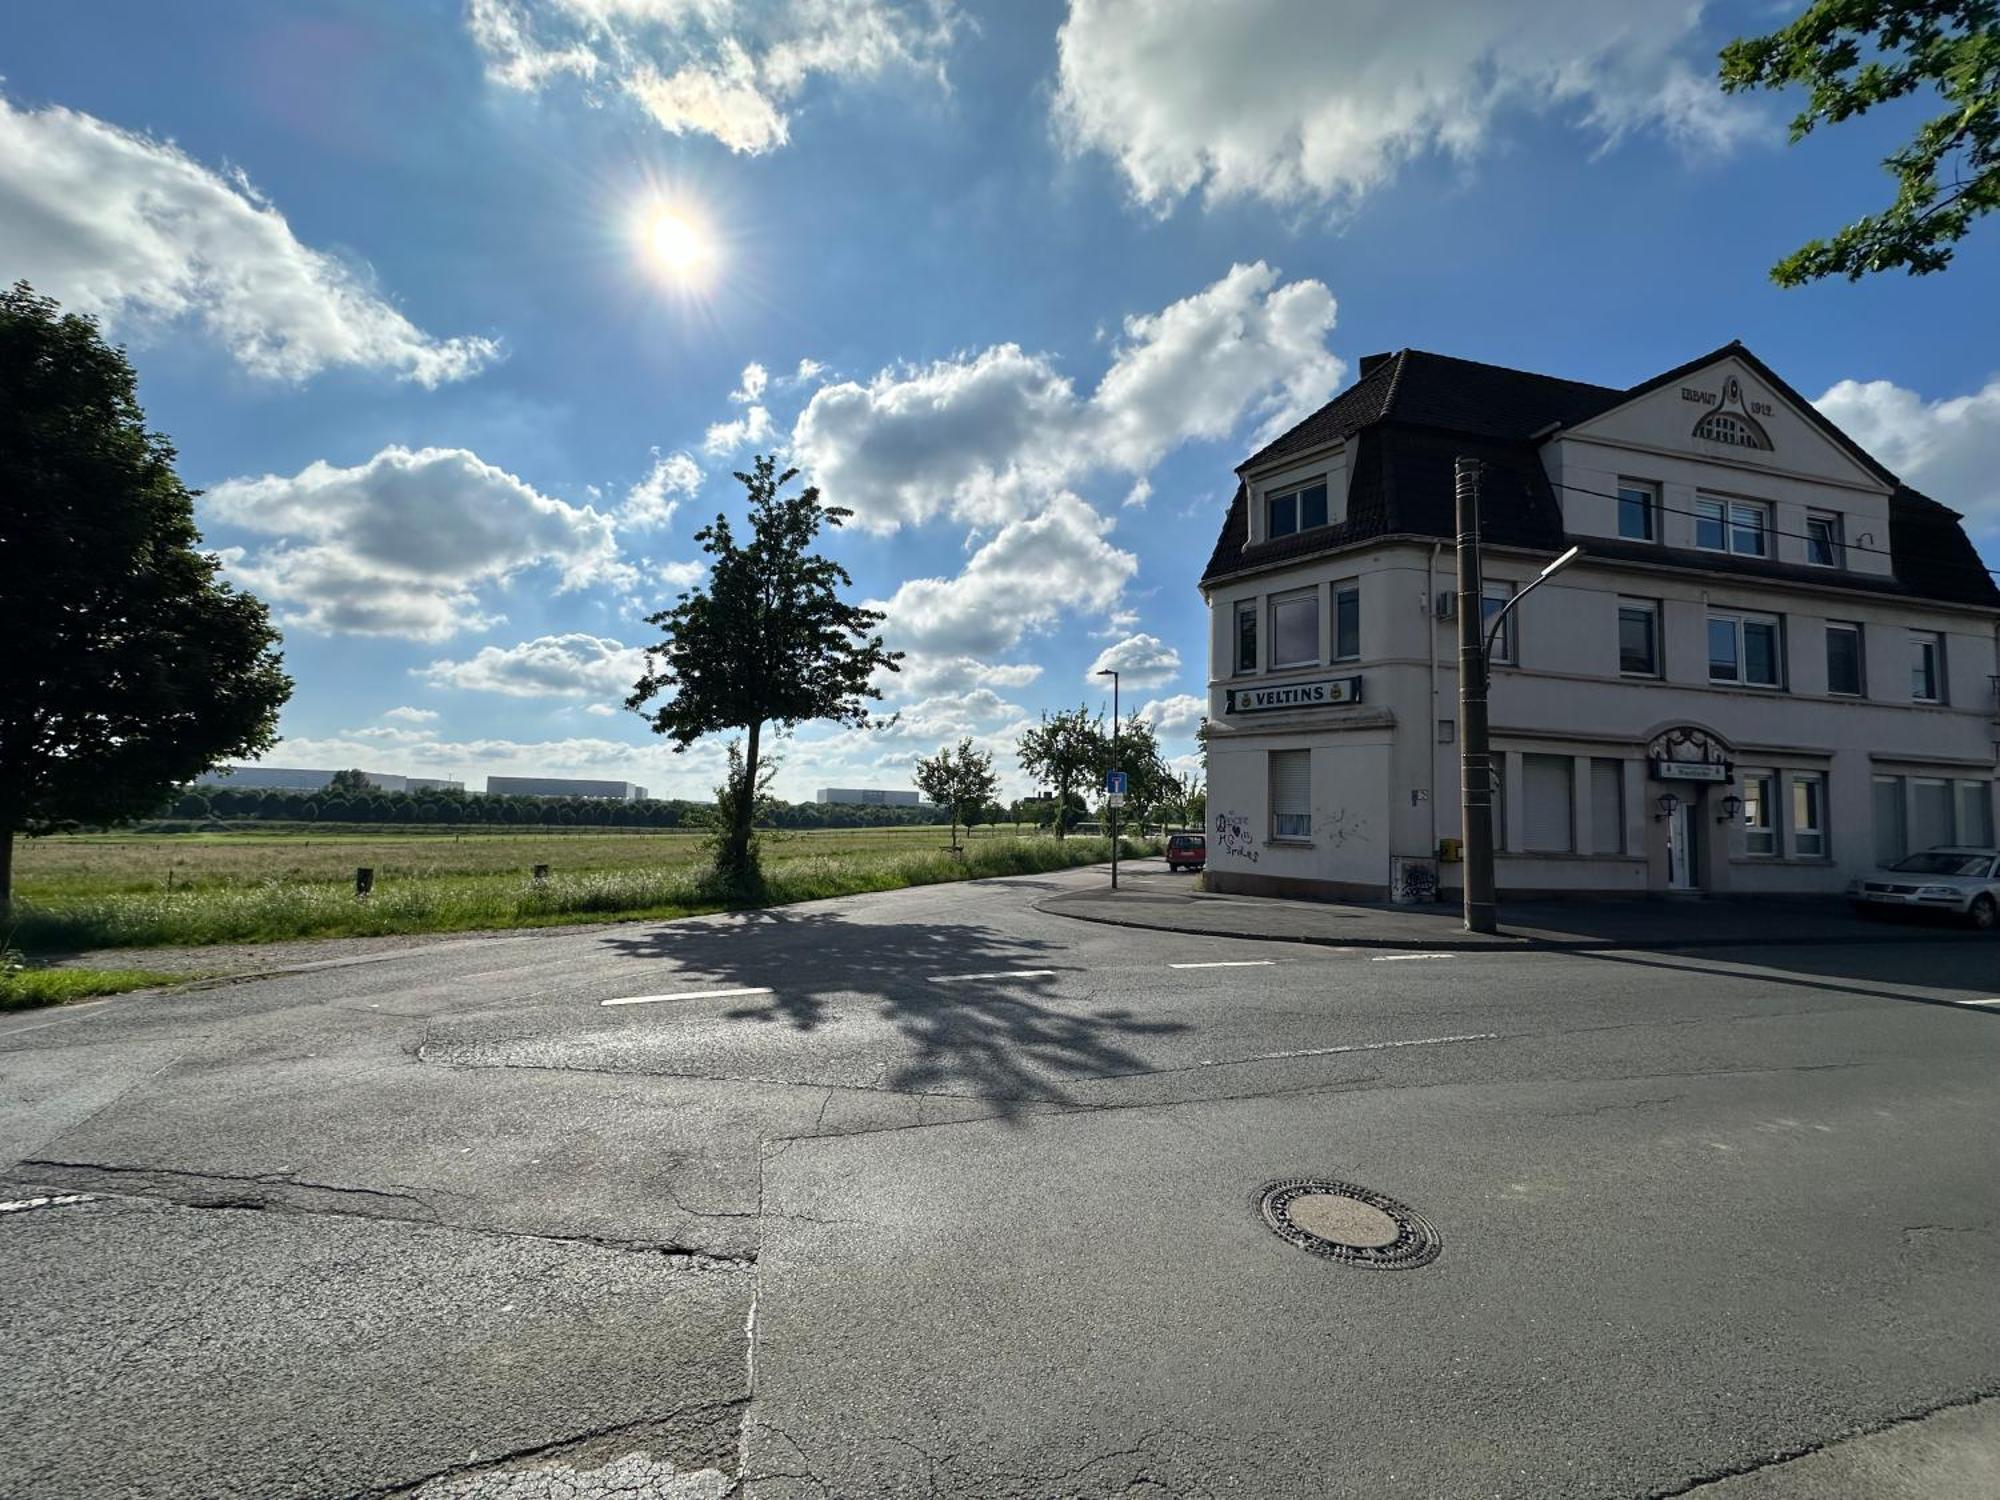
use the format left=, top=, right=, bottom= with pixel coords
left=1666, top=800, right=1698, bottom=891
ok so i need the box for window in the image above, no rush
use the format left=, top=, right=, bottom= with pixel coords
left=1910, top=631, right=1944, bottom=702
left=1709, top=611, right=1784, bottom=687
left=1234, top=600, right=1258, bottom=674
left=1742, top=772, right=1776, bottom=856
left=1873, top=776, right=1906, bottom=865
left=1482, top=581, right=1517, bottom=665
left=1694, top=410, right=1771, bottom=449
left=1617, top=481, right=1658, bottom=542
left=1956, top=781, right=1995, bottom=847
left=1269, top=590, right=1319, bottom=669
left=1618, top=599, right=1660, bottom=676
left=1589, top=759, right=1624, bottom=855
left=1270, top=749, right=1311, bottom=840
left=1521, top=755, right=1574, bottom=853
left=1695, top=496, right=1770, bottom=557
left=1791, top=773, right=1826, bottom=858
left=1266, top=479, right=1329, bottom=539
left=1913, top=778, right=1954, bottom=850
left=1806, top=511, right=1844, bottom=568
left=1334, top=582, right=1360, bottom=661
left=1825, top=622, right=1864, bottom=696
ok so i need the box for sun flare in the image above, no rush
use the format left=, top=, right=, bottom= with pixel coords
left=645, top=207, right=715, bottom=284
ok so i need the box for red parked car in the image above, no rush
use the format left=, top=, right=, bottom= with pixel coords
left=1166, top=832, right=1206, bottom=873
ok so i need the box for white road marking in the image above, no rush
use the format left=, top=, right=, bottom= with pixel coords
left=1169, top=960, right=1277, bottom=970
left=0, top=1194, right=93, bottom=1214
left=600, top=987, right=772, bottom=1007
left=1950, top=996, right=2000, bottom=1008
left=1370, top=952, right=1458, bottom=962
left=930, top=970, right=1059, bottom=983
left=1196, top=1032, right=1498, bottom=1066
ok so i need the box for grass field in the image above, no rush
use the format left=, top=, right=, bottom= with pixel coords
left=6, top=825, right=1149, bottom=952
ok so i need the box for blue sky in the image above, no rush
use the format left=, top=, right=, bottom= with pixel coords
left=5, top=0, right=1996, bottom=799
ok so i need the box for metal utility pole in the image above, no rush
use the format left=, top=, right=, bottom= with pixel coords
left=1455, top=457, right=1497, bottom=935
left=1098, top=667, right=1120, bottom=890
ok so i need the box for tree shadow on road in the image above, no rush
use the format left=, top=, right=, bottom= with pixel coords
left=597, top=908, right=1190, bottom=1119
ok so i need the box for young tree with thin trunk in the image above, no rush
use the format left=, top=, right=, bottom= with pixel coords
left=628, top=457, right=899, bottom=890
left=912, top=738, right=1000, bottom=851
left=0, top=283, right=291, bottom=911
left=1016, top=706, right=1108, bottom=841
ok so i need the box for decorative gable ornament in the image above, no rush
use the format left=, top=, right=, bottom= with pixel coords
left=1685, top=374, right=1773, bottom=451
left=1647, top=725, right=1734, bottom=783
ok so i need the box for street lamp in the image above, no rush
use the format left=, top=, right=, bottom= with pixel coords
left=1097, top=666, right=1120, bottom=891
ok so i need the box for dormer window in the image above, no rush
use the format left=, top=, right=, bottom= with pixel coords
left=1266, top=479, right=1329, bottom=539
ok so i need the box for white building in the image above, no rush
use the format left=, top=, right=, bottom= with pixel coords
left=198, top=767, right=463, bottom=794
left=815, top=788, right=922, bottom=806
left=1200, top=343, right=1999, bottom=903
left=484, top=776, right=648, bottom=801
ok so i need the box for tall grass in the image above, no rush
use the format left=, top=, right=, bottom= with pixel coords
left=8, top=836, right=1156, bottom=952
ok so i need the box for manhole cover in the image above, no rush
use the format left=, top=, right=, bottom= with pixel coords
left=1259, top=1179, right=1441, bottom=1268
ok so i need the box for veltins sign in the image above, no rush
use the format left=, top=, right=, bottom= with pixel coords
left=1227, top=675, right=1362, bottom=714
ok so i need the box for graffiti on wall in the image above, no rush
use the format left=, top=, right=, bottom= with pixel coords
left=1214, top=810, right=1259, bottom=862
left=1391, top=857, right=1440, bottom=904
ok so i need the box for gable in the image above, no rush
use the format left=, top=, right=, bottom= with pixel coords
left=1559, top=351, right=1889, bottom=494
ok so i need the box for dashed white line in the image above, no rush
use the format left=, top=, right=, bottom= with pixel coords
left=1169, top=960, right=1277, bottom=970
left=0, top=1194, right=93, bottom=1215
left=1370, top=952, right=1458, bottom=962
left=1950, top=996, right=2000, bottom=1008
left=1195, top=1032, right=1498, bottom=1067
left=930, top=970, right=1059, bottom=983
left=601, top=987, right=773, bottom=1007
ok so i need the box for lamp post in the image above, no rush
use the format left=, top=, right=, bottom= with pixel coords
left=1098, top=666, right=1120, bottom=890
left=1455, top=452, right=1580, bottom=935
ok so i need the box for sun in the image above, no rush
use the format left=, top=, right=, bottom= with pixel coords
left=645, top=207, right=715, bottom=284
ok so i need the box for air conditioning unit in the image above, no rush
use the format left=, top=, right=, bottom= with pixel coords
left=1432, top=591, right=1457, bottom=620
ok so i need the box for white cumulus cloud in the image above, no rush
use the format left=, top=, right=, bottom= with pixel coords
left=467, top=0, right=955, bottom=154
left=382, top=705, right=441, bottom=725
left=1138, top=693, right=1206, bottom=740
left=0, top=93, right=497, bottom=384
left=1086, top=633, right=1183, bottom=689
left=624, top=450, right=702, bottom=529
left=790, top=261, right=1344, bottom=531
left=206, top=446, right=627, bottom=641
left=417, top=633, right=648, bottom=698
left=1053, top=0, right=1757, bottom=214
left=1816, top=374, right=2000, bottom=537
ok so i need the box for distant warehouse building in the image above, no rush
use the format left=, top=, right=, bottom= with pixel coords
left=197, top=767, right=460, bottom=794
left=485, top=776, right=649, bottom=801
left=815, top=787, right=921, bottom=806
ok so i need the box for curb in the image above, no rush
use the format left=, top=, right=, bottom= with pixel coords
left=1035, top=896, right=1979, bottom=954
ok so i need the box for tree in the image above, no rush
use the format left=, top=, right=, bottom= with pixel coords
left=0, top=284, right=290, bottom=908
left=1016, top=706, right=1109, bottom=840
left=328, top=768, right=371, bottom=793
left=1721, top=1, right=2000, bottom=283
left=1105, top=712, right=1170, bottom=833
left=913, top=738, right=1000, bottom=851
left=629, top=457, right=900, bottom=889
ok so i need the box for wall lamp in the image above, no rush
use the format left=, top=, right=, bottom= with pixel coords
left=1716, top=793, right=1744, bottom=824
left=1653, top=792, right=1681, bottom=822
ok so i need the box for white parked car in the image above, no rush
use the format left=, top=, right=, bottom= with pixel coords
left=1848, top=848, right=2000, bottom=930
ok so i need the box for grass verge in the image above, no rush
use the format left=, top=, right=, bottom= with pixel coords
left=8, top=835, right=1159, bottom=952
left=0, top=967, right=186, bottom=1011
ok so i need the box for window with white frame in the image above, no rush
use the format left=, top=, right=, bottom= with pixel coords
left=1268, top=589, right=1319, bottom=669
left=1825, top=622, right=1864, bottom=696
left=1333, top=581, right=1360, bottom=661
left=1695, top=496, right=1771, bottom=557
left=1589, top=759, right=1624, bottom=854
left=1790, top=772, right=1826, bottom=858
left=1910, top=631, right=1944, bottom=702
left=1482, top=580, right=1517, bottom=665
left=1709, top=610, right=1784, bottom=687
left=1521, top=754, right=1573, bottom=852
left=1618, top=599, right=1660, bottom=677
left=1742, top=771, right=1777, bottom=856
left=1805, top=510, right=1845, bottom=568
left=1234, top=600, right=1258, bottom=675
left=1265, top=478, right=1329, bottom=539
left=1617, top=480, right=1658, bottom=542
left=1270, top=749, right=1311, bottom=840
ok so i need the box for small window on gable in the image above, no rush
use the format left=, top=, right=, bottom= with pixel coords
left=1694, top=411, right=1771, bottom=450
left=1265, top=479, right=1329, bottom=540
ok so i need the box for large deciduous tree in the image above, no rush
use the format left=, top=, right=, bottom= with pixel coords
left=1721, top=1, right=2000, bottom=283
left=0, top=283, right=291, bottom=910
left=628, top=457, right=900, bottom=889
left=1016, top=706, right=1108, bottom=841
left=912, top=737, right=1000, bottom=851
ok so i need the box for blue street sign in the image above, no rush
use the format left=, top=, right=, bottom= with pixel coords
left=1105, top=771, right=1127, bottom=796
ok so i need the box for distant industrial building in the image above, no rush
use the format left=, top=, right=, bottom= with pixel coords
left=485, top=776, right=649, bottom=801
left=197, top=767, right=461, bottom=794
left=815, top=787, right=921, bottom=807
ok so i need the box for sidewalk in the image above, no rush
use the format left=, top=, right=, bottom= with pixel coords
left=1039, top=866, right=1985, bottom=952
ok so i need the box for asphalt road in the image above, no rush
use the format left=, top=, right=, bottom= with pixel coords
left=3, top=859, right=1996, bottom=1498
